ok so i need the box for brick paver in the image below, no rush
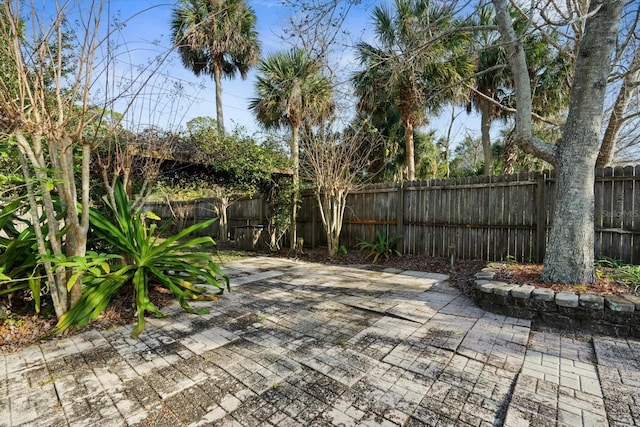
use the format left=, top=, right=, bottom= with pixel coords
left=1, top=257, right=639, bottom=426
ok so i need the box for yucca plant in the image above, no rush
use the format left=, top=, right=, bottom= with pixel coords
left=54, top=181, right=229, bottom=338
left=357, top=228, right=402, bottom=264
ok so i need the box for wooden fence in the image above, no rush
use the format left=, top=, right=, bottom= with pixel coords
left=146, top=165, right=640, bottom=264
left=144, top=198, right=221, bottom=237
left=144, top=196, right=265, bottom=239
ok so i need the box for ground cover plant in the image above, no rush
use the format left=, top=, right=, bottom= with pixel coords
left=596, top=258, right=640, bottom=294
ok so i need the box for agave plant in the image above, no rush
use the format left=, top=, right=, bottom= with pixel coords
left=55, top=181, right=229, bottom=338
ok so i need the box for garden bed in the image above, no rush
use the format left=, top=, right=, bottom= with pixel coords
left=473, top=262, right=639, bottom=338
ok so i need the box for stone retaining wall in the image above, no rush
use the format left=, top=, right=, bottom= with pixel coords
left=473, top=270, right=640, bottom=338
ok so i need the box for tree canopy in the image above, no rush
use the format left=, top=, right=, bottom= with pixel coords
left=171, top=0, right=260, bottom=135
left=352, top=0, right=473, bottom=181
left=250, top=48, right=334, bottom=250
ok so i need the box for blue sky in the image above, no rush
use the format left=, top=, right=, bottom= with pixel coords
left=102, top=1, right=343, bottom=132
left=105, top=0, right=482, bottom=146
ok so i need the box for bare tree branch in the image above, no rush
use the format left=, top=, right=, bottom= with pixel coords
left=300, top=121, right=383, bottom=257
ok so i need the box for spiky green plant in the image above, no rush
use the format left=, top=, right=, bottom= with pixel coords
left=596, top=257, right=640, bottom=294
left=357, top=228, right=402, bottom=264
left=0, top=199, right=42, bottom=312
left=617, top=265, right=640, bottom=293
left=54, top=181, right=229, bottom=338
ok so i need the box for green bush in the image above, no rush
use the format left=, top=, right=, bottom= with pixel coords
left=0, top=199, right=42, bottom=312
left=357, top=228, right=402, bottom=264
left=54, top=181, right=229, bottom=339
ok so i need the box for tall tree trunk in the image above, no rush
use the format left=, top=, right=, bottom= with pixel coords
left=596, top=46, right=640, bottom=167
left=17, top=149, right=67, bottom=316
left=60, top=137, right=90, bottom=308
left=213, top=62, right=225, bottom=136
left=321, top=193, right=339, bottom=259
left=443, top=107, right=458, bottom=178
left=214, top=197, right=230, bottom=242
left=502, top=132, right=518, bottom=174
left=316, top=190, right=346, bottom=259
left=404, top=118, right=415, bottom=181
left=15, top=132, right=71, bottom=316
left=65, top=224, right=87, bottom=306
left=289, top=124, right=300, bottom=251
left=480, top=99, right=493, bottom=176
left=541, top=0, right=624, bottom=284
left=492, top=0, right=556, bottom=164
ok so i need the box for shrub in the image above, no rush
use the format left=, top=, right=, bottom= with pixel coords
left=0, top=199, right=42, bottom=312
left=54, top=181, right=229, bottom=338
left=357, top=228, right=402, bottom=264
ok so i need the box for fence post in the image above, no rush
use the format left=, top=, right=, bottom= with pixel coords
left=311, top=195, right=317, bottom=249
left=194, top=200, right=199, bottom=227
left=396, top=181, right=405, bottom=252
left=535, top=172, right=547, bottom=263
left=261, top=193, right=268, bottom=226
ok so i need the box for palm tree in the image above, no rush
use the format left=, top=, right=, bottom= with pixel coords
left=249, top=48, right=333, bottom=251
left=171, top=0, right=260, bottom=136
left=468, top=5, right=572, bottom=175
left=467, top=5, right=507, bottom=176
left=353, top=0, right=472, bottom=181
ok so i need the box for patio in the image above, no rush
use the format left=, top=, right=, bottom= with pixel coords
left=2, top=257, right=639, bottom=426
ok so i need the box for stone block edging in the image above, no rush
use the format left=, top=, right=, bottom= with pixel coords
left=472, top=270, right=640, bottom=338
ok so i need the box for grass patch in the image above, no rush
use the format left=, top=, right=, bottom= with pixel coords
left=215, top=249, right=253, bottom=263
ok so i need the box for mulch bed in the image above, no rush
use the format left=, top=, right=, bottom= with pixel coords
left=485, top=262, right=634, bottom=295
left=0, top=286, right=174, bottom=355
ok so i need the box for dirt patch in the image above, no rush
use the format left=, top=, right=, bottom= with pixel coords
left=0, top=285, right=174, bottom=355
